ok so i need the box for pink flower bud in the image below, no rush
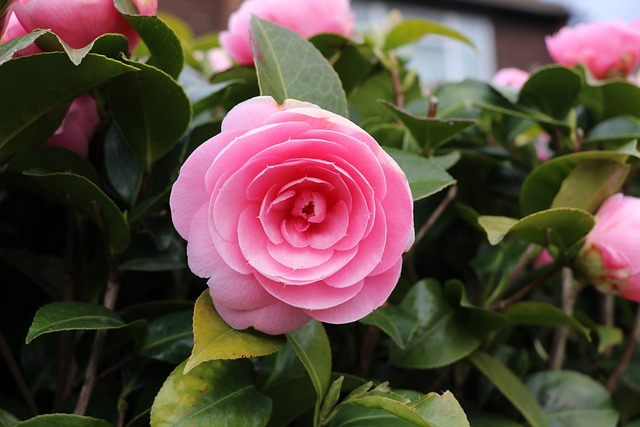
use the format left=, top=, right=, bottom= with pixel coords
left=220, top=0, right=355, bottom=65
left=545, top=20, right=640, bottom=80
left=492, top=67, right=529, bottom=89
left=575, top=194, right=640, bottom=302
left=10, top=0, right=157, bottom=50
left=43, top=94, right=100, bottom=158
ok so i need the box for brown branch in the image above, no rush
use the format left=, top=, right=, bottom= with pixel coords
left=0, top=330, right=39, bottom=416
left=549, top=268, right=582, bottom=370
left=412, top=186, right=458, bottom=249
left=492, top=266, right=559, bottom=311
left=607, top=304, right=640, bottom=393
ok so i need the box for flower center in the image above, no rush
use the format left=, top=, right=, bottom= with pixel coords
left=291, top=190, right=326, bottom=223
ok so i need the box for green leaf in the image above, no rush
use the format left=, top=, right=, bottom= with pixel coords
left=520, top=148, right=637, bottom=215
left=7, top=147, right=100, bottom=184
left=584, top=116, right=640, bottom=145
left=390, top=280, right=506, bottom=369
left=468, top=351, right=550, bottom=427
left=0, top=248, right=63, bottom=299
left=22, top=171, right=130, bottom=254
left=503, top=302, right=590, bottom=339
left=151, top=359, right=272, bottom=427
left=582, top=80, right=640, bottom=123
left=0, top=30, right=47, bottom=65
left=286, top=320, right=332, bottom=425
left=382, top=101, right=476, bottom=151
left=518, top=66, right=582, bottom=120
left=0, top=408, right=19, bottom=427
left=478, top=208, right=594, bottom=252
left=384, top=148, right=456, bottom=201
left=140, top=310, right=194, bottom=364
left=14, top=415, right=111, bottom=427
left=0, top=53, right=135, bottom=161
left=185, top=291, right=284, bottom=373
left=109, top=59, right=191, bottom=169
left=361, top=306, right=419, bottom=349
left=526, top=371, right=619, bottom=427
left=412, top=391, right=470, bottom=427
left=115, top=0, right=184, bottom=79
left=384, top=18, right=474, bottom=51
left=33, top=32, right=130, bottom=65
left=104, top=125, right=145, bottom=205
left=250, top=16, right=348, bottom=117
left=26, top=302, right=126, bottom=344
left=551, top=159, right=629, bottom=213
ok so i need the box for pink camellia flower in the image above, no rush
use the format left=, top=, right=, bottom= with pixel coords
left=575, top=194, right=640, bottom=302
left=492, top=67, right=529, bottom=89
left=545, top=20, right=640, bottom=80
left=170, top=96, right=414, bottom=334
left=11, top=0, right=157, bottom=50
left=206, top=47, right=233, bottom=73
left=43, top=94, right=100, bottom=158
left=220, top=0, right=354, bottom=65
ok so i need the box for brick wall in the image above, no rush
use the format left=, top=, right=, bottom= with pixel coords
left=159, top=0, right=241, bottom=35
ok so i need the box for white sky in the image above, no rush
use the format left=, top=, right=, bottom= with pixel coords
left=542, top=0, right=640, bottom=23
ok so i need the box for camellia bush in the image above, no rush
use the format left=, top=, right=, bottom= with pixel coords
left=3, top=0, right=640, bottom=426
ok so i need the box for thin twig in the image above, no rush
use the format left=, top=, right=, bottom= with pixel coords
left=549, top=268, right=582, bottom=370
left=607, top=304, right=640, bottom=393
left=412, top=186, right=458, bottom=249
left=492, top=266, right=559, bottom=311
left=428, top=96, right=439, bottom=118
left=0, top=330, right=39, bottom=416
left=388, top=52, right=405, bottom=109
left=601, top=295, right=615, bottom=358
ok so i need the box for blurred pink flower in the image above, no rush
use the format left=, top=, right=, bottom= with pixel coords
left=43, top=94, right=100, bottom=158
left=0, top=11, right=40, bottom=55
left=492, top=67, right=529, bottom=89
left=546, top=20, right=640, bottom=80
left=206, top=47, right=233, bottom=73
left=11, top=0, right=157, bottom=50
left=575, top=193, right=640, bottom=302
left=220, top=0, right=354, bottom=65
left=533, top=248, right=554, bottom=268
left=170, top=96, right=414, bottom=334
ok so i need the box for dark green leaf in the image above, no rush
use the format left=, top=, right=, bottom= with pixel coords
left=115, top=0, right=184, bottom=79
left=582, top=80, right=640, bottom=123
left=185, top=291, right=284, bottom=373
left=518, top=66, right=582, bottom=120
left=384, top=148, right=456, bottom=201
left=468, top=351, right=550, bottom=427
left=34, top=32, right=129, bottom=65
left=151, top=359, right=272, bottom=427
left=7, top=147, right=99, bottom=184
left=384, top=18, right=474, bottom=51
left=0, top=53, right=135, bottom=161
left=478, top=208, right=594, bottom=252
left=140, top=310, right=193, bottom=364
left=104, top=125, right=145, bottom=205
left=0, top=408, right=19, bottom=427
left=250, top=16, right=348, bottom=117
left=14, top=415, right=111, bottom=427
left=22, top=171, right=130, bottom=253
left=382, top=101, right=476, bottom=151
left=0, top=30, right=47, bottom=65
left=526, top=371, right=618, bottom=427
left=503, top=302, right=590, bottom=339
left=286, top=321, right=332, bottom=425
left=584, top=116, right=640, bottom=145
left=0, top=248, right=62, bottom=299
left=109, top=59, right=191, bottom=168
left=26, top=302, right=126, bottom=344
left=361, top=306, right=419, bottom=349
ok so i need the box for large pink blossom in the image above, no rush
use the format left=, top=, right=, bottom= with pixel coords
left=43, top=94, right=100, bottom=158
left=170, top=96, right=414, bottom=334
left=11, top=0, right=157, bottom=50
left=576, top=194, right=640, bottom=302
left=492, top=67, right=530, bottom=89
left=220, top=0, right=354, bottom=65
left=546, top=20, right=640, bottom=80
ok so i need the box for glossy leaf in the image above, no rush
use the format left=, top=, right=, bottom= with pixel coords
left=526, top=371, right=618, bottom=427
left=26, top=302, right=127, bottom=344
left=151, top=359, right=272, bottom=427
left=22, top=171, right=130, bottom=254
left=33, top=32, right=129, bottom=65
left=382, top=100, right=476, bottom=151
left=503, top=302, right=590, bottom=339
left=0, top=53, right=135, bottom=160
left=518, top=66, right=582, bottom=120
left=384, top=148, right=456, bottom=201
left=478, top=208, right=594, bottom=252
left=468, top=351, right=550, bottom=427
left=109, top=59, right=191, bottom=168
left=115, top=0, right=184, bottom=79
left=104, top=125, right=145, bottom=205
left=361, top=306, right=419, bottom=349
left=8, top=147, right=99, bottom=184
left=390, top=280, right=506, bottom=369
left=286, top=320, right=332, bottom=424
left=185, top=291, right=284, bottom=373
left=520, top=147, right=637, bottom=215
left=250, top=16, right=348, bottom=117
left=584, top=116, right=640, bottom=145
left=0, top=409, right=19, bottom=427
left=384, top=18, right=474, bottom=51
left=0, top=30, right=47, bottom=65
left=14, top=415, right=111, bottom=427
left=582, top=80, right=640, bottom=123
left=140, top=310, right=194, bottom=364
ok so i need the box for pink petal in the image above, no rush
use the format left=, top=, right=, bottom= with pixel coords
left=305, top=259, right=402, bottom=323
left=214, top=296, right=310, bottom=335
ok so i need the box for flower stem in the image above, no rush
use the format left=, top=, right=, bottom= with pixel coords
left=492, top=266, right=559, bottom=311
left=549, top=268, right=581, bottom=370
left=606, top=304, right=640, bottom=393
